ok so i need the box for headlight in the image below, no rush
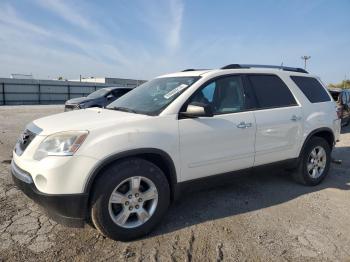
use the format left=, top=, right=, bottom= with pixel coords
left=34, top=131, right=88, bottom=160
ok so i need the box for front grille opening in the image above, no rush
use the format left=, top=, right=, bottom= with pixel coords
left=15, top=129, right=36, bottom=156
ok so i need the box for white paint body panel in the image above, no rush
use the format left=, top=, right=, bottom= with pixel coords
left=253, top=106, right=303, bottom=166
left=12, top=68, right=341, bottom=195
left=179, top=111, right=256, bottom=180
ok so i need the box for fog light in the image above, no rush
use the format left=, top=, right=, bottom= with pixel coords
left=35, top=174, right=47, bottom=188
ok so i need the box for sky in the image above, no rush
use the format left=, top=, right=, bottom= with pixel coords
left=0, top=0, right=349, bottom=84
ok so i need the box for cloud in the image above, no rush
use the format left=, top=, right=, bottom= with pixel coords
left=35, top=0, right=97, bottom=33
left=0, top=3, right=170, bottom=79
left=0, top=4, right=50, bottom=37
left=0, top=2, right=134, bottom=70
left=168, top=0, right=184, bottom=50
left=136, top=0, right=184, bottom=52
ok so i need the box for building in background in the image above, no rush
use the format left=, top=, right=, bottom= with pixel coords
left=11, top=74, right=34, bottom=80
left=71, top=77, right=147, bottom=87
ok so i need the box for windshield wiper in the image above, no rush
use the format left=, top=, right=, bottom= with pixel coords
left=111, top=106, right=138, bottom=114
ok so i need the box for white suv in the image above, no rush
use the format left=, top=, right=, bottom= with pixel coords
left=11, top=64, right=341, bottom=241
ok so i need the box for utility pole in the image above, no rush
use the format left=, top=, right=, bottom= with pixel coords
left=301, top=56, right=311, bottom=70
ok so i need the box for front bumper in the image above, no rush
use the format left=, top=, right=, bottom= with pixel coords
left=11, top=161, right=88, bottom=227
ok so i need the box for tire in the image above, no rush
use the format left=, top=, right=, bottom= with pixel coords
left=292, top=137, right=331, bottom=186
left=90, top=158, right=170, bottom=241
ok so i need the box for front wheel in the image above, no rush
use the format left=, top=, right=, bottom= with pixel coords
left=292, top=137, right=331, bottom=186
left=90, top=158, right=170, bottom=241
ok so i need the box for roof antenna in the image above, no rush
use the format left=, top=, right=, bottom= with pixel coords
left=280, top=62, right=284, bottom=70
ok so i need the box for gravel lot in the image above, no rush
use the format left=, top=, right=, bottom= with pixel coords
left=0, top=106, right=350, bottom=261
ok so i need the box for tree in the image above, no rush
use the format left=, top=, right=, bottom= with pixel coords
left=328, top=80, right=350, bottom=89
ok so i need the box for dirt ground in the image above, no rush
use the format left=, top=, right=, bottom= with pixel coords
left=0, top=106, right=349, bottom=261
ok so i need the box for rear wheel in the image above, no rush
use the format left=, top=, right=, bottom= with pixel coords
left=90, top=158, right=170, bottom=241
left=292, top=137, right=331, bottom=186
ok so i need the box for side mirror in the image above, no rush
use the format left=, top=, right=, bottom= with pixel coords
left=180, top=103, right=213, bottom=118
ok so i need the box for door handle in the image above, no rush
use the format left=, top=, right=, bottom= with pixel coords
left=291, top=115, right=302, bottom=121
left=236, top=122, right=252, bottom=128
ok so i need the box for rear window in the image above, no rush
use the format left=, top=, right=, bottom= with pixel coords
left=290, top=76, right=331, bottom=103
left=248, top=75, right=297, bottom=109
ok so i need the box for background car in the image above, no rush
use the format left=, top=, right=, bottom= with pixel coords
left=328, top=88, right=350, bottom=126
left=64, top=86, right=133, bottom=111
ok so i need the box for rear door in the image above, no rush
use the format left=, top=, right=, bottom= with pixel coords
left=247, top=74, right=303, bottom=166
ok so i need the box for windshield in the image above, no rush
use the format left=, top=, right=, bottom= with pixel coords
left=107, top=76, right=200, bottom=115
left=87, top=88, right=109, bottom=99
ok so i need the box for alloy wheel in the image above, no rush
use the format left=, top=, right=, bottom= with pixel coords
left=307, top=146, right=327, bottom=179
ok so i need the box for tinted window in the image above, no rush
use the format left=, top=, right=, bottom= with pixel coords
left=291, top=76, right=330, bottom=103
left=112, top=89, right=130, bottom=98
left=248, top=75, right=297, bottom=109
left=87, top=88, right=110, bottom=99
left=188, top=76, right=246, bottom=114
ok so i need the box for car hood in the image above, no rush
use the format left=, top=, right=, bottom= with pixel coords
left=31, top=108, right=150, bottom=136
left=66, top=97, right=93, bottom=104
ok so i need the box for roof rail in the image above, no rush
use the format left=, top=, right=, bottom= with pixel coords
left=221, top=64, right=242, bottom=69
left=181, top=69, right=209, bottom=72
left=221, top=64, right=308, bottom=73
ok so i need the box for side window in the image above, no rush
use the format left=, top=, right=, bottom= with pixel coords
left=248, top=75, right=297, bottom=109
left=188, top=76, right=246, bottom=114
left=112, top=89, right=129, bottom=98
left=201, top=82, right=215, bottom=102
left=290, top=76, right=331, bottom=103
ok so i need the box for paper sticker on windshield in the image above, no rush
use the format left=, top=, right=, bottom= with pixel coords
left=164, top=84, right=188, bottom=99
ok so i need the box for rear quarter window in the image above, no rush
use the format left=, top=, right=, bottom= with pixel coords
left=290, top=76, right=331, bottom=103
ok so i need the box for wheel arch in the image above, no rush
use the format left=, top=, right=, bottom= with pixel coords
left=300, top=127, right=335, bottom=157
left=84, top=148, right=178, bottom=205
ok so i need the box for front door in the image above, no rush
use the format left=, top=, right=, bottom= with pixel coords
left=178, top=75, right=256, bottom=182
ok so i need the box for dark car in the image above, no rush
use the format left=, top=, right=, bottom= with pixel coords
left=65, top=87, right=133, bottom=111
left=329, top=88, right=350, bottom=126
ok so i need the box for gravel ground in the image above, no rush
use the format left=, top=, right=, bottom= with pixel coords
left=0, top=106, right=350, bottom=261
